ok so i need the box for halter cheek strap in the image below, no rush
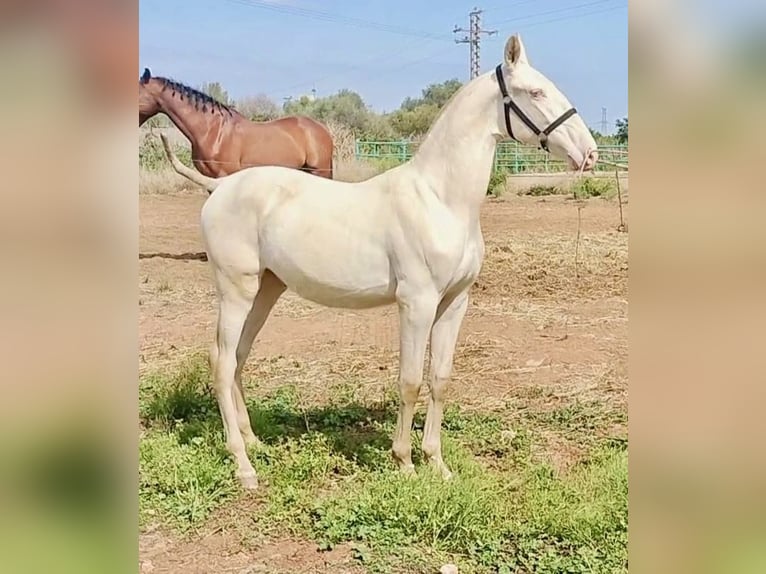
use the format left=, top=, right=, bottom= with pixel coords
left=495, top=64, right=578, bottom=152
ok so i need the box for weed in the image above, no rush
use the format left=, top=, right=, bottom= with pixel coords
left=570, top=177, right=617, bottom=199
left=487, top=170, right=509, bottom=196
left=519, top=184, right=563, bottom=196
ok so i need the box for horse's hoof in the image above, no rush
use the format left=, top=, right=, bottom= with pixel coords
left=238, top=472, right=259, bottom=490
left=399, top=464, right=416, bottom=477
left=427, top=457, right=453, bottom=480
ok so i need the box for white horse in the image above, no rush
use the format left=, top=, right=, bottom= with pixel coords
left=161, top=34, right=598, bottom=489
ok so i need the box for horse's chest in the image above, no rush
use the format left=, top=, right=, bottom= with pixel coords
left=423, top=230, right=484, bottom=292
left=445, top=236, right=484, bottom=289
left=192, top=146, right=230, bottom=177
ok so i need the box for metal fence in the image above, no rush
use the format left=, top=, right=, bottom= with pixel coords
left=355, top=140, right=628, bottom=173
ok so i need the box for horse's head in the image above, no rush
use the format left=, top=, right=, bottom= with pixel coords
left=494, top=34, right=598, bottom=172
left=138, top=67, right=161, bottom=125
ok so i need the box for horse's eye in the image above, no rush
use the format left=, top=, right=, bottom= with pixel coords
left=530, top=89, right=544, bottom=99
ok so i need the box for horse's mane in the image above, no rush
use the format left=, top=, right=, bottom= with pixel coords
left=154, top=76, right=236, bottom=116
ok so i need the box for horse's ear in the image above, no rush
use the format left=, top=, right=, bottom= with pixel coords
left=504, top=34, right=528, bottom=67
left=141, top=68, right=151, bottom=83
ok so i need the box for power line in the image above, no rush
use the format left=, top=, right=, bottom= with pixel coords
left=454, top=8, right=497, bottom=80
left=223, top=0, right=453, bottom=42
left=481, top=0, right=541, bottom=15
left=498, top=3, right=627, bottom=32
left=265, top=36, right=438, bottom=99
left=489, top=0, right=619, bottom=26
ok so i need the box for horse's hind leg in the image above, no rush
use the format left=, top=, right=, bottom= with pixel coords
left=211, top=272, right=261, bottom=489
left=392, top=286, right=439, bottom=473
left=232, top=270, right=286, bottom=447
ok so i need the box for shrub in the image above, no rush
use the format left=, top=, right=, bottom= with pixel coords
left=139, top=134, right=192, bottom=171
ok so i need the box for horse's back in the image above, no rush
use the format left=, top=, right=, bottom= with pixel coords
left=201, top=166, right=394, bottom=307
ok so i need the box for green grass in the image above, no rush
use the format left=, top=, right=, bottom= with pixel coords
left=139, top=357, right=627, bottom=573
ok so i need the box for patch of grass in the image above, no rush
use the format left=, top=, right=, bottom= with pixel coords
left=139, top=167, right=191, bottom=194
left=139, top=134, right=197, bottom=194
left=533, top=400, right=627, bottom=436
left=139, top=357, right=235, bottom=529
left=334, top=159, right=380, bottom=183
left=569, top=176, right=617, bottom=199
left=519, top=183, right=564, bottom=196
left=369, top=157, right=406, bottom=173
left=139, top=354, right=217, bottom=431
left=140, top=432, right=237, bottom=529
left=139, top=357, right=627, bottom=572
left=506, top=445, right=628, bottom=574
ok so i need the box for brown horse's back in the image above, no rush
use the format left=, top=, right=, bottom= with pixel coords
left=238, top=116, right=334, bottom=179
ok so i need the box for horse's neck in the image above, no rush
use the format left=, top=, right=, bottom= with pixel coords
left=157, top=93, right=227, bottom=150
left=408, top=72, right=499, bottom=213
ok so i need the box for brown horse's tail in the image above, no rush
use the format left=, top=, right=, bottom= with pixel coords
left=159, top=134, right=220, bottom=194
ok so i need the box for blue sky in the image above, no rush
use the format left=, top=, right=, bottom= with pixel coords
left=139, top=0, right=627, bottom=133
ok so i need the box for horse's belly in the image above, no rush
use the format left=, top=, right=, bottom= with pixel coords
left=263, top=246, right=395, bottom=310
left=291, top=279, right=396, bottom=309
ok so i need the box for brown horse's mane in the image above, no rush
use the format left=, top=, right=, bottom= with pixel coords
left=152, top=76, right=237, bottom=117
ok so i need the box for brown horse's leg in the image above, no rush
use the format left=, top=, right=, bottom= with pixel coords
left=301, top=125, right=334, bottom=179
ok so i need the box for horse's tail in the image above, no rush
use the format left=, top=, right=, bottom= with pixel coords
left=159, top=134, right=220, bottom=194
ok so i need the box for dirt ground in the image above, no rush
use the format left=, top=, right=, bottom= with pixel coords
left=139, top=190, right=628, bottom=573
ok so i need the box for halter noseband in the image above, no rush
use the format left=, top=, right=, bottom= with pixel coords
left=495, top=64, right=578, bottom=152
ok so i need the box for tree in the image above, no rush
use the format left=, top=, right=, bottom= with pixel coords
left=589, top=128, right=618, bottom=146
left=390, top=79, right=463, bottom=137
left=236, top=94, right=280, bottom=121
left=284, top=89, right=373, bottom=133
left=615, top=117, right=628, bottom=144
left=390, top=103, right=441, bottom=137
left=401, top=78, right=463, bottom=111
left=199, top=81, right=230, bottom=105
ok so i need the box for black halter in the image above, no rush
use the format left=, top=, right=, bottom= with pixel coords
left=495, top=64, right=578, bottom=152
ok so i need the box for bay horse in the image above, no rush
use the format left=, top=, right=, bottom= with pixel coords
left=139, top=68, right=334, bottom=179
left=161, top=34, right=598, bottom=489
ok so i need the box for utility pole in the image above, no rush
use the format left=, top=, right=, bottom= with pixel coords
left=453, top=7, right=497, bottom=79
left=601, top=107, right=608, bottom=134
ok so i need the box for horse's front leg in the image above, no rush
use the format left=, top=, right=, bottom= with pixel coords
left=391, top=288, right=439, bottom=473
left=422, top=290, right=470, bottom=479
